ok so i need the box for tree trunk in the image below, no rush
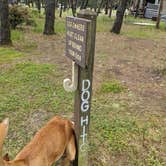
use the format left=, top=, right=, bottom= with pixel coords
left=97, top=0, right=104, bottom=16
left=135, top=0, right=140, bottom=18
left=71, top=0, right=77, bottom=16
left=108, top=0, right=113, bottom=17
left=36, top=0, right=41, bottom=13
left=80, top=0, right=88, bottom=9
left=109, top=7, right=113, bottom=17
left=111, top=0, right=128, bottom=34
left=156, top=0, right=163, bottom=29
left=80, top=0, right=84, bottom=9
left=59, top=1, right=63, bottom=17
left=105, top=0, right=109, bottom=15
left=64, top=0, right=67, bottom=11
left=43, top=0, right=55, bottom=35
left=0, top=0, right=11, bottom=45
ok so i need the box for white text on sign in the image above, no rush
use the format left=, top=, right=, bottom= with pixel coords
left=80, top=79, right=91, bottom=151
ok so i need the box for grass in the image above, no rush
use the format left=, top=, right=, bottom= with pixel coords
left=122, top=24, right=166, bottom=39
left=89, top=95, right=166, bottom=166
left=97, top=15, right=113, bottom=32
left=0, top=63, right=73, bottom=157
left=122, top=15, right=166, bottom=39
left=101, top=80, right=125, bottom=93
left=0, top=10, right=166, bottom=166
left=29, top=8, right=166, bottom=37
left=11, top=29, right=24, bottom=41
left=0, top=47, right=25, bottom=64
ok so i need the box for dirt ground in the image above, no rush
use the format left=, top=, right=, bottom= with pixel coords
left=6, top=30, right=166, bottom=165
left=22, top=31, right=166, bottom=115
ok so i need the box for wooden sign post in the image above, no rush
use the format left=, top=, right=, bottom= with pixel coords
left=64, top=10, right=97, bottom=166
left=73, top=10, right=97, bottom=166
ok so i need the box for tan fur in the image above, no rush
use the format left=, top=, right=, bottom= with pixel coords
left=0, top=116, right=76, bottom=166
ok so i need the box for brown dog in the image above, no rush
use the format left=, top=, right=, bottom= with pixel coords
left=0, top=116, right=76, bottom=166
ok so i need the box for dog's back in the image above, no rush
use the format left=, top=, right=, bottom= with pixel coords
left=15, top=116, right=76, bottom=165
left=0, top=116, right=76, bottom=166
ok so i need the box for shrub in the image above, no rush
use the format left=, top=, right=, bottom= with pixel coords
left=9, top=5, right=35, bottom=29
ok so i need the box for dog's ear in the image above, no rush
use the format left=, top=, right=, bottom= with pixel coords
left=3, top=153, right=10, bottom=161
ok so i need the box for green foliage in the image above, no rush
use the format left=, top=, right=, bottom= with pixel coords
left=9, top=5, right=35, bottom=29
left=101, top=80, right=125, bottom=93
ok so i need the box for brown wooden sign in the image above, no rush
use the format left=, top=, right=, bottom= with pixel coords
left=66, top=16, right=90, bottom=68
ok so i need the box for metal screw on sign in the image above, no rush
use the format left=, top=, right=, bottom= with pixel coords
left=63, top=9, right=97, bottom=166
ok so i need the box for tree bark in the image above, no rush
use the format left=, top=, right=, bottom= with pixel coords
left=71, top=0, right=77, bottom=16
left=80, top=0, right=88, bottom=9
left=111, top=0, right=128, bottom=34
left=36, top=0, right=41, bottom=13
left=80, top=0, right=84, bottom=9
left=59, top=1, right=63, bottom=18
left=156, top=0, right=163, bottom=29
left=43, top=0, right=55, bottom=35
left=108, top=0, right=113, bottom=17
left=0, top=0, right=11, bottom=45
left=105, top=0, right=109, bottom=15
left=109, top=7, right=113, bottom=17
left=135, top=0, right=140, bottom=18
left=97, top=0, right=104, bottom=16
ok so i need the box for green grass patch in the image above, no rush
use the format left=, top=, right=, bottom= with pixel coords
left=0, top=62, right=72, bottom=113
left=122, top=15, right=166, bottom=39
left=31, top=11, right=166, bottom=37
left=33, top=17, right=44, bottom=33
left=96, top=116, right=139, bottom=153
left=55, top=17, right=66, bottom=33
left=0, top=47, right=25, bottom=64
left=160, top=21, right=166, bottom=30
left=96, top=14, right=166, bottom=38
left=11, top=29, right=24, bottom=41
left=122, top=25, right=166, bottom=39
left=0, top=62, right=73, bottom=157
left=124, top=15, right=154, bottom=24
left=90, top=95, right=166, bottom=165
left=101, top=80, right=125, bottom=93
left=11, top=29, right=37, bottom=52
left=97, top=15, right=113, bottom=32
